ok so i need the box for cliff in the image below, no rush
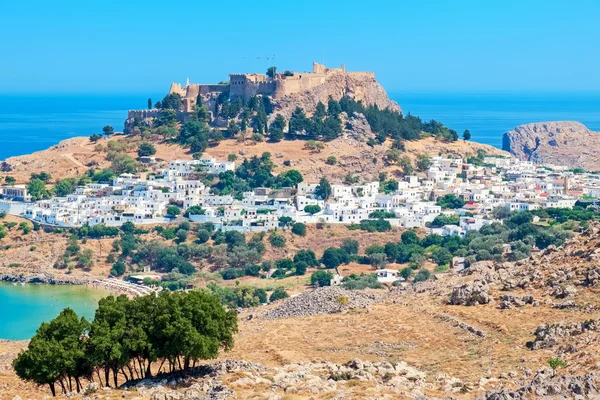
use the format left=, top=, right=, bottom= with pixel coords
left=270, top=72, right=401, bottom=121
left=502, top=121, right=600, bottom=170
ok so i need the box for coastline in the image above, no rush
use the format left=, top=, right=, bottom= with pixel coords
left=0, top=272, right=147, bottom=298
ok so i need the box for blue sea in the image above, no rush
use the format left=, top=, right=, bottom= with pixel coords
left=0, top=94, right=160, bottom=161
left=0, top=92, right=599, bottom=160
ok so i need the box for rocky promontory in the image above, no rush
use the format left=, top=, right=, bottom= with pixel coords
left=502, top=121, right=600, bottom=170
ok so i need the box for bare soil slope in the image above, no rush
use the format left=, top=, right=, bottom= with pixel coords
left=2, top=135, right=506, bottom=185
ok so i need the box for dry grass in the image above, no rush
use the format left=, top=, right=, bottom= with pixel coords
left=3, top=134, right=507, bottom=186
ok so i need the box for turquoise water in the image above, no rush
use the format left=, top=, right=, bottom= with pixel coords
left=0, top=282, right=110, bottom=340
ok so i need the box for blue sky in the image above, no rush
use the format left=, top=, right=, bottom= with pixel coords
left=0, top=0, right=598, bottom=93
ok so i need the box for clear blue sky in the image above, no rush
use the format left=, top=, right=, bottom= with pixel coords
left=0, top=0, right=598, bottom=93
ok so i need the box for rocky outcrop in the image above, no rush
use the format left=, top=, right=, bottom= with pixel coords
left=483, top=368, right=600, bottom=399
left=342, top=112, right=374, bottom=141
left=0, top=272, right=89, bottom=285
left=270, top=72, right=401, bottom=123
left=498, top=294, right=538, bottom=309
left=527, top=319, right=600, bottom=350
left=449, top=279, right=491, bottom=306
left=502, top=121, right=600, bottom=170
left=263, top=286, right=382, bottom=319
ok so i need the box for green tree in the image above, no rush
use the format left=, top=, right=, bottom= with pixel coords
left=102, top=125, right=115, bottom=136
left=399, top=156, right=414, bottom=175
left=137, top=142, right=156, bottom=157
left=268, top=114, right=286, bottom=142
left=148, top=98, right=152, bottom=109
left=110, top=260, right=126, bottom=276
left=5, top=176, right=16, bottom=185
left=340, top=239, right=359, bottom=255
left=304, top=204, right=321, bottom=215
left=227, top=120, right=240, bottom=137
left=269, top=233, right=286, bottom=248
left=315, top=177, right=332, bottom=200
left=291, top=222, right=306, bottom=236
left=437, top=194, right=465, bottom=209
left=266, top=66, right=277, bottom=78
left=53, top=178, right=77, bottom=197
left=166, top=205, right=181, bottom=216
left=89, top=133, right=103, bottom=142
left=111, top=154, right=137, bottom=174
left=413, top=268, right=431, bottom=283
left=416, top=154, right=432, bottom=171
left=27, top=178, right=51, bottom=201
left=311, top=270, right=333, bottom=287
left=294, top=249, right=319, bottom=267
left=269, top=287, right=289, bottom=302
left=401, top=230, right=420, bottom=245
left=13, top=308, right=90, bottom=396
left=463, top=129, right=471, bottom=141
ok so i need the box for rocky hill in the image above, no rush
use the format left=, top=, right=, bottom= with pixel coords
left=8, top=223, right=600, bottom=398
left=502, top=121, right=600, bottom=170
left=271, top=72, right=401, bottom=121
left=1, top=133, right=506, bottom=186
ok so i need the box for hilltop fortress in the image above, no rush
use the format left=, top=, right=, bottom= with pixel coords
left=169, top=62, right=377, bottom=111
left=126, top=62, right=400, bottom=128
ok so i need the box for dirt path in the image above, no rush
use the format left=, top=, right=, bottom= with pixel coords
left=62, top=153, right=85, bottom=168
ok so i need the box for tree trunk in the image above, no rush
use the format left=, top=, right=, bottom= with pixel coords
left=68, top=376, right=73, bottom=392
left=59, top=379, right=67, bottom=394
left=96, top=369, right=103, bottom=388
left=49, top=382, right=56, bottom=397
left=146, top=361, right=153, bottom=378
left=127, top=364, right=136, bottom=380
left=138, top=358, right=145, bottom=379
left=113, top=369, right=118, bottom=388
left=121, top=367, right=129, bottom=382
left=75, top=377, right=81, bottom=393
left=104, top=367, right=110, bottom=388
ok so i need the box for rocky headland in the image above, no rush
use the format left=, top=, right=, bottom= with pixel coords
left=502, top=121, right=600, bottom=170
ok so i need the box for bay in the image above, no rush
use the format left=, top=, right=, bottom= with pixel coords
left=0, top=282, right=110, bottom=340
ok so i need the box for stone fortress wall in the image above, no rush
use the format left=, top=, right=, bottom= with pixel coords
left=168, top=62, right=375, bottom=112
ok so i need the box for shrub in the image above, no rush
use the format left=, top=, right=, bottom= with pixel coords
left=275, top=258, right=294, bottom=270
left=291, top=222, right=306, bottom=236
left=269, top=234, right=286, bottom=248
left=166, top=205, right=181, bottom=216
left=399, top=267, right=413, bottom=280
left=110, top=260, right=126, bottom=276
left=326, top=156, right=337, bottom=165
left=197, top=229, right=210, bottom=243
left=311, top=270, right=333, bottom=287
left=294, top=261, right=308, bottom=275
left=137, top=142, right=156, bottom=157
left=547, top=357, right=567, bottom=370
left=304, top=205, right=321, bottom=215
left=269, top=287, right=289, bottom=302
left=413, top=268, right=431, bottom=283
left=342, top=273, right=383, bottom=290
left=294, top=249, right=319, bottom=267
left=244, top=264, right=261, bottom=277
left=220, top=268, right=245, bottom=280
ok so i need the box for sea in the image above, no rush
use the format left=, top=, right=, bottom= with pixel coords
left=1, top=92, right=600, bottom=161
left=0, top=282, right=110, bottom=340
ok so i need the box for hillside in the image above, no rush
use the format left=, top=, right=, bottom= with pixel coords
left=6, top=223, right=600, bottom=398
left=503, top=121, right=600, bottom=170
left=2, top=134, right=506, bottom=185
